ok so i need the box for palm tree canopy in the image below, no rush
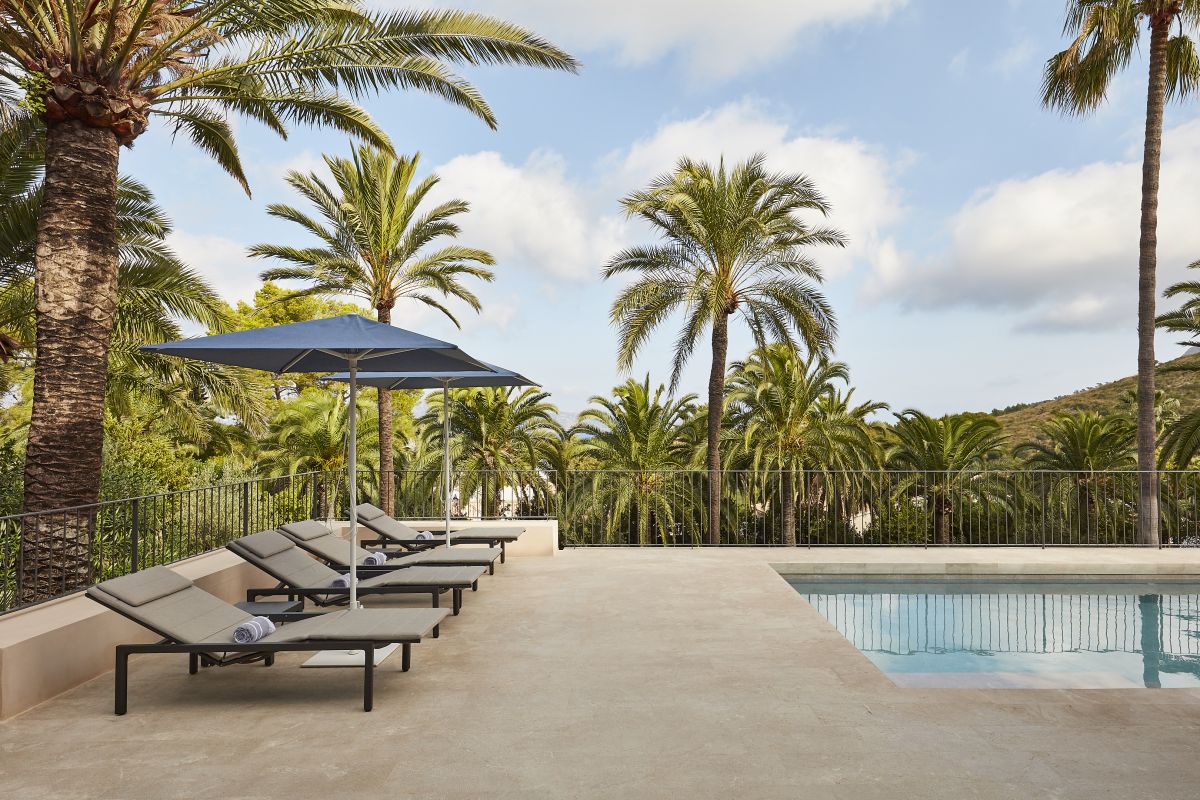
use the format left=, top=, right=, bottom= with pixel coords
left=250, top=146, right=494, bottom=325
left=1016, top=411, right=1136, bottom=471
left=1042, top=0, right=1200, bottom=114
left=603, top=154, right=845, bottom=388
left=887, top=410, right=1008, bottom=474
left=263, top=388, right=378, bottom=477
left=0, top=2, right=578, bottom=191
left=421, top=385, right=561, bottom=474
left=726, top=344, right=886, bottom=474
left=575, top=376, right=699, bottom=471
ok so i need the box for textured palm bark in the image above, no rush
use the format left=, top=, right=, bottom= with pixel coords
left=933, top=491, right=952, bottom=546
left=20, top=120, right=121, bottom=601
left=706, top=314, right=729, bottom=545
left=375, top=304, right=395, bottom=515
left=781, top=466, right=797, bottom=546
left=1135, top=12, right=1174, bottom=546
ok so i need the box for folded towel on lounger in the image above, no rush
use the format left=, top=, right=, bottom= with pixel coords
left=362, top=551, right=388, bottom=566
left=414, top=531, right=433, bottom=541
left=232, top=616, right=276, bottom=644
left=328, top=573, right=351, bottom=589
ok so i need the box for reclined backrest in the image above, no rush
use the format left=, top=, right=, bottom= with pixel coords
left=86, top=566, right=251, bottom=644
left=356, top=502, right=423, bottom=541
left=229, top=530, right=338, bottom=587
left=278, top=520, right=369, bottom=566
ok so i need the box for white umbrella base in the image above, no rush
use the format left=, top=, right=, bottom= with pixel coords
left=300, top=643, right=400, bottom=668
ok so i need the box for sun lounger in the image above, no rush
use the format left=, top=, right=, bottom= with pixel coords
left=279, top=520, right=502, bottom=575
left=227, top=530, right=485, bottom=617
left=356, top=502, right=524, bottom=563
left=86, top=566, right=448, bottom=714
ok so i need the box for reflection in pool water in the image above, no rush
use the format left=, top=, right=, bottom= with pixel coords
left=790, top=578, right=1200, bottom=689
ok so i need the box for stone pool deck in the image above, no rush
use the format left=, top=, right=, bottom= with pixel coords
left=4, top=547, right=1200, bottom=799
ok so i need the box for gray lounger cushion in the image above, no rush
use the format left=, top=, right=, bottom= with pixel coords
left=229, top=532, right=343, bottom=592
left=356, top=503, right=523, bottom=543
left=358, top=565, right=485, bottom=589
left=88, top=566, right=449, bottom=645
left=279, top=523, right=500, bottom=568
left=280, top=519, right=333, bottom=541
left=100, top=567, right=192, bottom=607
left=386, top=547, right=501, bottom=567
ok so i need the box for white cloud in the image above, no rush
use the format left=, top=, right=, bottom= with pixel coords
left=167, top=231, right=260, bottom=306
left=948, top=48, right=970, bottom=78
left=864, top=118, right=1200, bottom=332
left=426, top=0, right=906, bottom=80
left=433, top=150, right=626, bottom=282
left=607, top=99, right=911, bottom=278
left=992, top=37, right=1035, bottom=77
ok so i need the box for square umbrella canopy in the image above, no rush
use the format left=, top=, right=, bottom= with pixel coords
left=143, top=314, right=496, bottom=607
left=321, top=363, right=538, bottom=544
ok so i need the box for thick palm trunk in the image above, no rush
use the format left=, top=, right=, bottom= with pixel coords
left=934, top=491, right=952, bottom=545
left=375, top=304, right=395, bottom=515
left=706, top=314, right=729, bottom=545
left=782, top=466, right=797, bottom=546
left=19, top=121, right=121, bottom=602
left=1136, top=13, right=1173, bottom=546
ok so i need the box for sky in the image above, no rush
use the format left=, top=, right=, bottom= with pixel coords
left=120, top=0, right=1200, bottom=420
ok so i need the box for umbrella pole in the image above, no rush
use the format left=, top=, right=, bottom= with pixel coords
left=443, top=383, right=451, bottom=549
left=348, top=358, right=359, bottom=608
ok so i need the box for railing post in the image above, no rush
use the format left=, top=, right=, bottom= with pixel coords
left=242, top=480, right=251, bottom=535
left=129, top=497, right=140, bottom=573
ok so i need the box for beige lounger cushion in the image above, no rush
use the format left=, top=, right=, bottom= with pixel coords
left=358, top=565, right=485, bottom=589
left=232, top=532, right=340, bottom=589
left=356, top=502, right=388, bottom=523
left=238, top=530, right=293, bottom=559
left=100, top=567, right=193, bottom=607
left=262, top=608, right=447, bottom=642
left=388, top=547, right=501, bottom=567
left=279, top=519, right=332, bottom=541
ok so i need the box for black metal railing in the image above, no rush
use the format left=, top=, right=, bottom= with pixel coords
left=1, top=472, right=324, bottom=615
left=555, top=469, right=1200, bottom=547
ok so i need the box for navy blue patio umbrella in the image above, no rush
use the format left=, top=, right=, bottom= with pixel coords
left=143, top=314, right=495, bottom=608
left=322, top=362, right=538, bottom=545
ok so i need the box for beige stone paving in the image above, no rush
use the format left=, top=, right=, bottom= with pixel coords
left=3, top=548, right=1200, bottom=799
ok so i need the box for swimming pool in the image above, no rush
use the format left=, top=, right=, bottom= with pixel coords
left=790, top=576, right=1200, bottom=688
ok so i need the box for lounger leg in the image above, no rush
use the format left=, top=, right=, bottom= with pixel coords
left=265, top=654, right=275, bottom=667
left=431, top=591, right=439, bottom=609
left=488, top=561, right=494, bottom=576
left=188, top=653, right=198, bottom=675
left=115, top=646, right=130, bottom=716
left=472, top=580, right=478, bottom=592
left=363, top=645, right=374, bottom=712
left=500, top=541, right=506, bottom=564
left=402, top=643, right=411, bottom=672
left=432, top=622, right=439, bottom=639
left=453, top=588, right=462, bottom=615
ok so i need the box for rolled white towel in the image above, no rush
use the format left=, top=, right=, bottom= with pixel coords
left=232, top=616, right=276, bottom=644
left=328, top=573, right=351, bottom=589
left=361, top=551, right=388, bottom=566
left=414, top=531, right=433, bottom=541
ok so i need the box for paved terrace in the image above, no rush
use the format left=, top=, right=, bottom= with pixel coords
left=5, top=548, right=1200, bottom=799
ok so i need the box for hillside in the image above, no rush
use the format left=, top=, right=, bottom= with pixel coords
left=988, top=354, right=1200, bottom=446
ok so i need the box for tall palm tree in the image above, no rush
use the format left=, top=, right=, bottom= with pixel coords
left=575, top=377, right=699, bottom=545
left=725, top=344, right=885, bottom=546
left=603, top=155, right=845, bottom=544
left=1042, top=0, right=1200, bottom=545
left=1017, top=411, right=1136, bottom=541
left=421, top=386, right=560, bottom=517
left=263, top=389, right=379, bottom=519
left=0, top=2, right=576, bottom=530
left=887, top=411, right=1009, bottom=545
left=251, top=146, right=495, bottom=514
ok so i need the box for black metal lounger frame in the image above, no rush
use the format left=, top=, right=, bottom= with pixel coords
left=95, top=602, right=420, bottom=715
left=288, top=539, right=498, bottom=576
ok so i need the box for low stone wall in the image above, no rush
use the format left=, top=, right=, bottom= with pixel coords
left=0, top=518, right=556, bottom=720
left=0, top=550, right=270, bottom=720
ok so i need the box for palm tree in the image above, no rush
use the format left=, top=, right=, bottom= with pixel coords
left=603, top=155, right=846, bottom=544
left=1042, top=0, right=1200, bottom=545
left=251, top=146, right=495, bottom=515
left=575, top=377, right=699, bottom=545
left=263, top=389, right=379, bottom=519
left=725, top=344, right=885, bottom=546
left=0, top=3, right=576, bottom=530
left=421, top=386, right=560, bottom=517
left=887, top=411, right=1009, bottom=545
left=0, top=132, right=264, bottom=596
left=1156, top=259, right=1200, bottom=465
left=1017, top=411, right=1136, bottom=541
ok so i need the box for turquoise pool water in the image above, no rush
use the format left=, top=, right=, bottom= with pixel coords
left=790, top=577, right=1200, bottom=688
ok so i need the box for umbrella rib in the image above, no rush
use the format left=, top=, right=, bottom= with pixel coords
left=279, top=349, right=315, bottom=373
